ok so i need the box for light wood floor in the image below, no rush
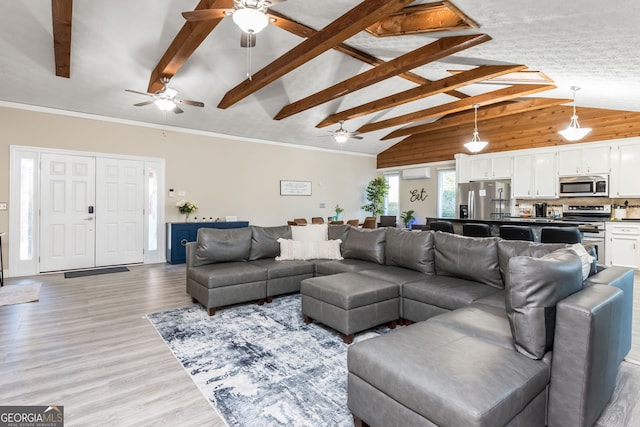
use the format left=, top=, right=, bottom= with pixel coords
left=0, top=265, right=638, bottom=426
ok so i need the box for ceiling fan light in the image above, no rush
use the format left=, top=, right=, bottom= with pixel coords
left=154, top=99, right=176, bottom=112
left=233, top=7, right=269, bottom=33
left=334, top=132, right=349, bottom=143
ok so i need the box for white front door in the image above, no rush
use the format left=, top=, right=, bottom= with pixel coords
left=95, top=158, right=144, bottom=266
left=40, top=154, right=96, bottom=272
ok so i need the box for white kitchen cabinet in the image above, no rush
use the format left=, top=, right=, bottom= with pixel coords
left=512, top=152, right=557, bottom=198
left=456, top=154, right=471, bottom=184
left=558, top=146, right=610, bottom=176
left=606, top=222, right=640, bottom=268
left=610, top=144, right=640, bottom=197
left=469, top=156, right=512, bottom=180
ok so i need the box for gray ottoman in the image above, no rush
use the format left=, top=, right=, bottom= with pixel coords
left=301, top=272, right=400, bottom=344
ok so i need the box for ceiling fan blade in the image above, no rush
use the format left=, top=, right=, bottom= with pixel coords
left=173, top=105, right=185, bottom=114
left=240, top=32, right=256, bottom=48
left=133, top=100, right=155, bottom=107
left=182, top=9, right=230, bottom=22
left=266, top=0, right=288, bottom=5
left=125, top=89, right=153, bottom=97
left=175, top=99, right=205, bottom=107
left=350, top=136, right=364, bottom=140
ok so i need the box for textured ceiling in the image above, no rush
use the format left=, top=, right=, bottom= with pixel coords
left=0, top=0, right=639, bottom=155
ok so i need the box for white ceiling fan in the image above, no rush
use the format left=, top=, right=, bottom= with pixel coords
left=326, top=121, right=363, bottom=143
left=125, top=77, right=204, bottom=114
left=182, top=0, right=287, bottom=48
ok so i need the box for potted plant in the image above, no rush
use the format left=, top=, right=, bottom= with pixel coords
left=361, top=176, right=389, bottom=217
left=176, top=200, right=198, bottom=222
left=401, top=210, right=416, bottom=229
left=334, top=204, right=344, bottom=221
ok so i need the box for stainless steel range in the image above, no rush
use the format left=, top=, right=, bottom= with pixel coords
left=562, top=205, right=610, bottom=262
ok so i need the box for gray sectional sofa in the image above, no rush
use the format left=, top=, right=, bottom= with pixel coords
left=185, top=224, right=633, bottom=427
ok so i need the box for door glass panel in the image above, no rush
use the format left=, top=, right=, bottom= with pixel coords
left=19, top=158, right=34, bottom=260
left=147, top=167, right=158, bottom=251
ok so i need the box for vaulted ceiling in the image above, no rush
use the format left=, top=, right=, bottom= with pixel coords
left=2, top=1, right=640, bottom=166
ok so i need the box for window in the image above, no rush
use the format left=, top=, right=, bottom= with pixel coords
left=437, top=169, right=456, bottom=218
left=384, top=173, right=399, bottom=216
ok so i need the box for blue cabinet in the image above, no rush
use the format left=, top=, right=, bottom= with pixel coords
left=166, top=221, right=249, bottom=264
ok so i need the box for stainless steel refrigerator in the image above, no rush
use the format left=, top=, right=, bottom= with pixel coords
left=456, top=180, right=511, bottom=220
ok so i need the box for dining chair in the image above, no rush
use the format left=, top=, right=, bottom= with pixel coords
left=499, top=225, right=535, bottom=241
left=346, top=219, right=360, bottom=227
left=378, top=215, right=397, bottom=228
left=362, top=217, right=376, bottom=229
left=540, top=226, right=582, bottom=244
left=429, top=220, right=454, bottom=233
left=329, top=221, right=345, bottom=225
left=287, top=221, right=297, bottom=226
left=462, top=223, right=492, bottom=237
left=294, top=218, right=308, bottom=226
left=311, top=217, right=325, bottom=224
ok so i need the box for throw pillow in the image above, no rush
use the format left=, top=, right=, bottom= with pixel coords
left=568, top=243, right=596, bottom=280
left=193, top=227, right=252, bottom=266
left=249, top=225, right=292, bottom=260
left=434, top=232, right=503, bottom=289
left=505, top=249, right=583, bottom=359
left=276, top=238, right=343, bottom=260
left=342, top=227, right=387, bottom=264
left=291, top=223, right=328, bottom=242
left=385, top=228, right=434, bottom=274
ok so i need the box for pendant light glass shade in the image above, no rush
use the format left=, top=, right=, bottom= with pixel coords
left=233, top=6, right=269, bottom=33
left=154, top=99, right=175, bottom=112
left=558, top=86, right=592, bottom=141
left=464, top=104, right=488, bottom=153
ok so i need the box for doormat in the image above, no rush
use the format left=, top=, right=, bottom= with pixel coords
left=0, top=283, right=41, bottom=306
left=64, top=266, right=129, bottom=278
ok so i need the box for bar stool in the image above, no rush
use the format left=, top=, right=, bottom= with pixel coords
left=499, top=225, right=535, bottom=241
left=540, top=226, right=582, bottom=244
left=463, top=223, right=492, bottom=237
left=429, top=220, right=454, bottom=233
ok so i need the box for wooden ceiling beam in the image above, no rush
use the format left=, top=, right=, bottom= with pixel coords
left=268, top=10, right=443, bottom=89
left=51, top=0, right=73, bottom=78
left=357, top=83, right=556, bottom=134
left=147, top=0, right=230, bottom=93
left=217, top=0, right=416, bottom=109
left=316, top=63, right=524, bottom=128
left=382, top=97, right=572, bottom=139
left=274, top=34, right=490, bottom=120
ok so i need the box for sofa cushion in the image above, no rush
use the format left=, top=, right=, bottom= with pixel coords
left=249, top=258, right=314, bottom=279
left=403, top=276, right=499, bottom=311
left=291, top=223, right=328, bottom=241
left=505, top=249, right=583, bottom=359
left=497, top=240, right=567, bottom=280
left=276, top=238, right=343, bottom=260
left=385, top=228, right=434, bottom=274
left=342, top=227, right=386, bottom=264
left=188, top=261, right=267, bottom=288
left=348, top=321, right=551, bottom=427
left=193, top=227, right=252, bottom=266
left=358, top=267, right=427, bottom=286
left=315, top=259, right=386, bottom=276
left=249, top=225, right=291, bottom=260
left=328, top=224, right=351, bottom=252
left=434, top=232, right=503, bottom=289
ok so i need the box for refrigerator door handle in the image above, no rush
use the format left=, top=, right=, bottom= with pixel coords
left=468, top=190, right=475, bottom=219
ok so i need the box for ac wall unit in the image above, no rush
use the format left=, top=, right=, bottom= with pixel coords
left=402, top=167, right=431, bottom=180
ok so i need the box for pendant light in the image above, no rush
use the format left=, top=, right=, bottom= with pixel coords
left=558, top=86, right=592, bottom=141
left=464, top=104, right=488, bottom=153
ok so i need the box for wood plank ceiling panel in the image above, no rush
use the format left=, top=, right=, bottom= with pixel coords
left=51, top=0, right=73, bottom=78
left=376, top=106, right=640, bottom=167
left=274, top=34, right=491, bottom=120
left=316, top=64, right=526, bottom=128
left=217, top=0, right=416, bottom=108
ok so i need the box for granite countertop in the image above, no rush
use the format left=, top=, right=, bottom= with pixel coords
left=428, top=217, right=593, bottom=226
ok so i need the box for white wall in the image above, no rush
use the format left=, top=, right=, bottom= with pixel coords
left=0, top=106, right=377, bottom=266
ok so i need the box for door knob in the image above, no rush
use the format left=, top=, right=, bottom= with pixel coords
left=84, top=217, right=94, bottom=221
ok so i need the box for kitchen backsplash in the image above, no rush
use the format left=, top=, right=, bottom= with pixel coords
left=515, top=197, right=640, bottom=219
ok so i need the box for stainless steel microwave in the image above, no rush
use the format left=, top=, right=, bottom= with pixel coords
left=559, top=175, right=609, bottom=197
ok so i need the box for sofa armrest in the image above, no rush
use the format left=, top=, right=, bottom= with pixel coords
left=185, top=241, right=197, bottom=270
left=548, top=285, right=623, bottom=427
left=583, top=266, right=634, bottom=363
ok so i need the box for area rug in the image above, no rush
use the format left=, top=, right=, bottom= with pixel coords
left=0, top=283, right=41, bottom=307
left=147, top=294, right=389, bottom=427
left=64, top=266, right=129, bottom=278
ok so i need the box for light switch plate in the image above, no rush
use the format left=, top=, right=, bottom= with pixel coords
left=0, top=202, right=7, bottom=210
